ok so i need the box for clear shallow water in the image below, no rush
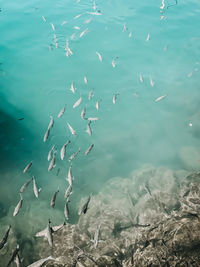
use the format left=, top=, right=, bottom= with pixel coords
left=0, top=0, right=200, bottom=263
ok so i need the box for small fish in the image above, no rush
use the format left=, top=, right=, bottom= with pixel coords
left=84, top=76, right=88, bottom=84
left=93, top=1, right=97, bottom=10
left=60, top=141, right=70, bottom=160
left=87, top=11, right=102, bottom=16
left=96, top=51, right=102, bottom=62
left=122, top=23, right=127, bottom=32
left=57, top=105, right=66, bottom=118
left=129, top=31, right=132, bottom=38
left=155, top=94, right=167, bottom=102
left=64, top=199, right=70, bottom=220
left=70, top=82, right=75, bottom=93
left=15, top=252, right=21, bottom=267
left=189, top=122, right=193, bottom=127
left=67, top=165, right=73, bottom=186
left=47, top=220, right=53, bottom=247
left=42, top=16, right=47, bottom=22
left=47, top=145, right=55, bottom=161
left=160, top=0, right=165, bottom=9
left=113, top=93, right=119, bottom=104
left=48, top=151, right=56, bottom=171
left=84, top=17, right=94, bottom=24
left=74, top=26, right=80, bottom=30
left=33, top=176, right=39, bottom=198
left=13, top=194, right=23, bottom=217
left=49, top=44, right=53, bottom=51
left=64, top=184, right=72, bottom=200
left=0, top=225, right=11, bottom=250
left=88, top=88, right=94, bottom=100
left=27, top=256, right=55, bottom=267
left=23, top=161, right=32, bottom=173
left=69, top=148, right=80, bottom=162
left=80, top=28, right=89, bottom=38
left=43, top=128, right=50, bottom=142
left=6, top=245, right=19, bottom=267
left=146, top=33, right=150, bottom=41
left=160, top=15, right=165, bottom=20
left=139, top=74, right=144, bottom=83
left=50, top=189, right=59, bottom=208
left=61, top=20, right=67, bottom=26
left=87, top=117, right=99, bottom=121
left=18, top=118, right=24, bottom=121
left=96, top=99, right=101, bottom=110
left=85, top=144, right=94, bottom=155
left=112, top=57, right=118, bottom=68
left=48, top=116, right=54, bottom=130
left=73, top=97, right=82, bottom=108
left=67, top=123, right=76, bottom=136
left=74, top=13, right=83, bottom=19
left=79, top=196, right=91, bottom=215
left=81, top=107, right=86, bottom=119
left=71, top=32, right=76, bottom=40
left=51, top=23, right=55, bottom=31
left=19, top=177, right=33, bottom=193
left=86, top=121, right=92, bottom=136
left=149, top=76, right=154, bottom=87
left=55, top=42, right=58, bottom=48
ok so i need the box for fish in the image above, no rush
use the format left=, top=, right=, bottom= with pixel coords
left=88, top=88, right=94, bottom=100
left=71, top=32, right=76, bottom=40
left=93, top=223, right=101, bottom=249
left=139, top=74, right=144, bottom=83
left=96, top=99, right=101, bottom=110
left=69, top=148, right=80, bottom=162
left=96, top=51, right=102, bottom=61
left=67, top=165, right=73, bottom=186
left=73, top=97, right=82, bottom=108
left=85, top=144, right=94, bottom=155
left=48, top=116, right=54, bottom=130
left=18, top=118, right=24, bottom=121
left=50, top=189, right=59, bottom=208
left=74, top=13, right=83, bottom=19
left=61, top=20, right=67, bottom=26
left=6, top=245, right=19, bottom=267
left=47, top=145, right=55, bottom=161
left=122, top=23, right=127, bottom=32
left=43, top=128, right=50, bottom=142
left=93, top=1, right=96, bottom=10
left=13, top=194, right=23, bottom=217
left=57, top=105, right=66, bottom=118
left=155, top=94, right=167, bottom=102
left=149, top=76, right=154, bottom=87
left=27, top=256, right=54, bottom=267
left=87, top=117, right=99, bottom=121
left=79, top=196, right=91, bottom=215
left=129, top=31, right=132, bottom=38
left=64, top=199, right=70, bottom=220
left=87, top=11, right=102, bottom=16
left=84, top=76, right=88, bottom=84
left=74, top=26, right=80, bottom=30
left=70, top=82, right=75, bottom=93
left=81, top=107, right=86, bottom=119
left=23, top=161, right=32, bottom=173
left=15, top=252, right=21, bottom=267
left=42, top=16, right=47, bottom=22
left=113, top=93, right=119, bottom=104
left=146, top=33, right=150, bottom=41
left=67, top=122, right=76, bottom=136
left=46, top=220, right=53, bottom=247
left=112, top=57, right=118, bottom=68
left=84, top=17, right=94, bottom=24
left=64, top=184, right=72, bottom=200
left=86, top=121, right=92, bottom=136
left=80, top=28, right=89, bottom=38
left=0, top=225, right=11, bottom=250
left=160, top=0, right=165, bottom=9
left=48, top=151, right=56, bottom=171
left=33, top=176, right=39, bottom=199
left=60, top=141, right=70, bottom=160
left=19, top=177, right=33, bottom=193
left=51, top=23, right=55, bottom=31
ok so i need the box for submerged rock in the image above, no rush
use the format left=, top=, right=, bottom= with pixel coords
left=33, top=166, right=200, bottom=266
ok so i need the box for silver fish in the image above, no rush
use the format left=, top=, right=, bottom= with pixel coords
left=112, top=56, right=118, bottom=68
left=129, top=31, right=132, bottom=38
left=13, top=194, right=23, bottom=217
left=85, top=144, right=94, bottom=155
left=64, top=184, right=72, bottom=200
left=42, top=16, right=46, bottom=22
left=67, top=165, right=73, bottom=186
left=93, top=1, right=96, bottom=10
left=74, top=26, right=80, bottom=30
left=80, top=28, right=89, bottom=38
left=88, top=88, right=94, bottom=100
left=64, top=199, right=70, bottom=220
left=96, top=51, right=102, bottom=62
left=113, top=93, right=119, bottom=104
left=79, top=195, right=91, bottom=215
left=146, top=33, right=150, bottom=41
left=155, top=94, right=167, bottom=102
left=139, top=74, right=144, bottom=83
left=69, top=148, right=80, bottom=162
left=0, top=225, right=11, bottom=250
left=33, top=176, right=39, bottom=199
left=122, top=23, right=127, bottom=32
left=48, top=151, right=56, bottom=171
left=51, top=23, right=55, bottom=31
left=84, top=76, right=88, bottom=84
left=86, top=121, right=92, bottom=136
left=96, top=99, right=101, bottom=110
left=47, top=220, right=53, bottom=247
left=84, top=17, right=93, bottom=24
left=67, top=122, right=76, bottom=136
left=27, top=256, right=54, bottom=267
left=6, top=245, right=19, bottom=267
left=74, top=13, right=83, bottom=19
left=60, top=141, right=70, bottom=160
left=48, top=116, right=54, bottom=130
left=73, top=97, right=82, bottom=108
left=50, top=189, right=59, bottom=208
left=81, top=107, right=86, bottom=119
left=47, top=145, right=55, bottom=161
left=19, top=177, right=33, bottom=193
left=149, top=76, right=154, bottom=87
left=57, top=105, right=66, bottom=118
left=43, top=128, right=50, bottom=142
left=87, top=117, right=99, bottom=121
left=23, top=161, right=32, bottom=173
left=87, top=11, right=102, bottom=16
left=70, top=82, right=75, bottom=93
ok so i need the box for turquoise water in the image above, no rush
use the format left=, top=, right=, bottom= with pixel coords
left=0, top=0, right=200, bottom=264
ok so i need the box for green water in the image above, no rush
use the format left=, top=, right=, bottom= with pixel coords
left=0, top=0, right=200, bottom=264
